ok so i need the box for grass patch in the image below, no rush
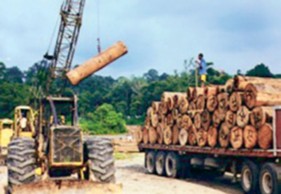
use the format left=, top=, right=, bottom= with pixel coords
left=114, top=152, right=138, bottom=160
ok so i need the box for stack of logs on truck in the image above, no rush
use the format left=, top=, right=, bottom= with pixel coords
left=137, top=76, right=281, bottom=194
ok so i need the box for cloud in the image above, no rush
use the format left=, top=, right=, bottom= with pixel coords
left=1, top=0, right=281, bottom=77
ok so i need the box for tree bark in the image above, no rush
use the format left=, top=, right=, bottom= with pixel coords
left=234, top=76, right=281, bottom=90
left=148, top=127, right=157, bottom=144
left=159, top=101, right=168, bottom=115
left=188, top=125, right=197, bottom=146
left=150, top=112, right=159, bottom=128
left=250, top=106, right=273, bottom=129
left=201, top=110, right=211, bottom=131
left=225, top=110, right=237, bottom=129
left=207, top=94, right=218, bottom=112
left=194, top=112, right=202, bottom=129
left=219, top=123, right=230, bottom=148
left=161, top=92, right=176, bottom=111
left=197, top=129, right=208, bottom=147
left=206, top=86, right=219, bottom=96
left=163, top=126, right=173, bottom=145
left=179, top=96, right=189, bottom=113
left=173, top=93, right=187, bottom=109
left=230, top=126, right=243, bottom=149
left=208, top=126, right=218, bottom=148
left=212, top=109, right=223, bottom=127
left=225, top=78, right=234, bottom=93
left=237, top=106, right=250, bottom=128
left=244, top=125, right=258, bottom=149
left=143, top=127, right=149, bottom=144
left=196, top=94, right=206, bottom=110
left=179, top=128, right=189, bottom=146
left=152, top=101, right=160, bottom=114
left=180, top=114, right=193, bottom=130
left=229, top=92, right=243, bottom=112
left=217, top=92, right=229, bottom=121
left=258, top=123, right=273, bottom=150
left=156, top=125, right=164, bottom=144
left=172, top=125, right=180, bottom=145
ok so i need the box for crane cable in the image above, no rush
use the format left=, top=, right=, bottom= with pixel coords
left=96, top=0, right=101, bottom=54
left=46, top=15, right=60, bottom=56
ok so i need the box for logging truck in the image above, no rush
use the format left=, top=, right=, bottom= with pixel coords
left=137, top=76, right=281, bottom=194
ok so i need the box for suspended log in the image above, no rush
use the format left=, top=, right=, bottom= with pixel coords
left=196, top=94, right=206, bottom=110
left=143, top=127, right=149, bottom=144
left=152, top=101, right=160, bottom=114
left=180, top=114, right=192, bottom=130
left=148, top=127, right=157, bottom=144
left=250, top=107, right=273, bottom=129
left=179, top=128, right=188, bottom=146
left=244, top=125, right=258, bottom=149
left=194, top=112, right=202, bottom=129
left=136, top=127, right=143, bottom=144
left=225, top=111, right=237, bottom=129
left=188, top=125, right=197, bottom=146
left=201, top=110, right=211, bottom=131
left=156, top=125, right=164, bottom=144
left=217, top=92, right=229, bottom=121
left=206, top=95, right=218, bottom=112
left=237, top=106, right=250, bottom=128
left=67, top=41, right=128, bottom=85
left=258, top=123, right=273, bottom=150
left=208, top=126, right=218, bottom=148
left=179, top=96, right=189, bottom=113
left=212, top=109, right=223, bottom=127
left=219, top=123, right=230, bottom=148
left=230, top=126, right=243, bottom=149
left=172, top=125, right=180, bottom=145
left=244, top=83, right=281, bottom=109
left=229, top=92, right=243, bottom=112
left=163, top=126, right=173, bottom=145
left=197, top=129, right=208, bottom=147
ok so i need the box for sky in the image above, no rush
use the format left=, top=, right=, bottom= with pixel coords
left=0, top=0, right=281, bottom=78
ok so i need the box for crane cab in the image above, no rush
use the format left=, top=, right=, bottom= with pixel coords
left=14, top=106, right=36, bottom=138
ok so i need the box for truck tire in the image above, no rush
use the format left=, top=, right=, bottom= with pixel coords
left=146, top=150, right=156, bottom=174
left=155, top=151, right=166, bottom=176
left=165, top=152, right=180, bottom=178
left=259, top=163, right=281, bottom=194
left=6, top=138, right=36, bottom=190
left=86, top=137, right=115, bottom=183
left=241, top=160, right=259, bottom=194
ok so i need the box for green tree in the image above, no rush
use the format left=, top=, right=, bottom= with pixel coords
left=246, top=63, right=274, bottom=77
left=4, top=66, right=24, bottom=83
left=80, top=103, right=126, bottom=135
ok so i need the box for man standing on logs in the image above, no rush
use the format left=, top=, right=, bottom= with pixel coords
left=196, top=53, right=207, bottom=87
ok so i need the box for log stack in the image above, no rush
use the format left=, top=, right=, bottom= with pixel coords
left=138, top=76, right=281, bottom=151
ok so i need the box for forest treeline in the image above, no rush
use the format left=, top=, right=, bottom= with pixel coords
left=0, top=61, right=280, bottom=134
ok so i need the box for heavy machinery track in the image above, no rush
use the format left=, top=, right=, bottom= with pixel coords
left=86, top=137, right=115, bottom=183
left=6, top=138, right=36, bottom=190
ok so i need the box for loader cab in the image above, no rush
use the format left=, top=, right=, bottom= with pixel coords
left=0, top=119, right=14, bottom=156
left=14, top=106, right=36, bottom=138
left=39, top=96, right=83, bottom=169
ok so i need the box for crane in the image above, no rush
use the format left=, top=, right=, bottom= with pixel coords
left=43, top=0, right=86, bottom=94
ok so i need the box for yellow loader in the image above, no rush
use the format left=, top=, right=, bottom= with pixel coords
left=0, top=119, right=14, bottom=164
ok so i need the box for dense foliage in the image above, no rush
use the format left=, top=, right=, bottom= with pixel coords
left=0, top=61, right=278, bottom=134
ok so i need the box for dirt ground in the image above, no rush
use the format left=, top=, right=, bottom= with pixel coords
left=0, top=153, right=243, bottom=194
left=116, top=153, right=243, bottom=194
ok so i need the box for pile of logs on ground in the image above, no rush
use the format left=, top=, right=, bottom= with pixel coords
left=136, top=76, right=281, bottom=150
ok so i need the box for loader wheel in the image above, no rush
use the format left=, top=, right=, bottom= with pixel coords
left=6, top=138, right=36, bottom=190
left=86, top=137, right=115, bottom=183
